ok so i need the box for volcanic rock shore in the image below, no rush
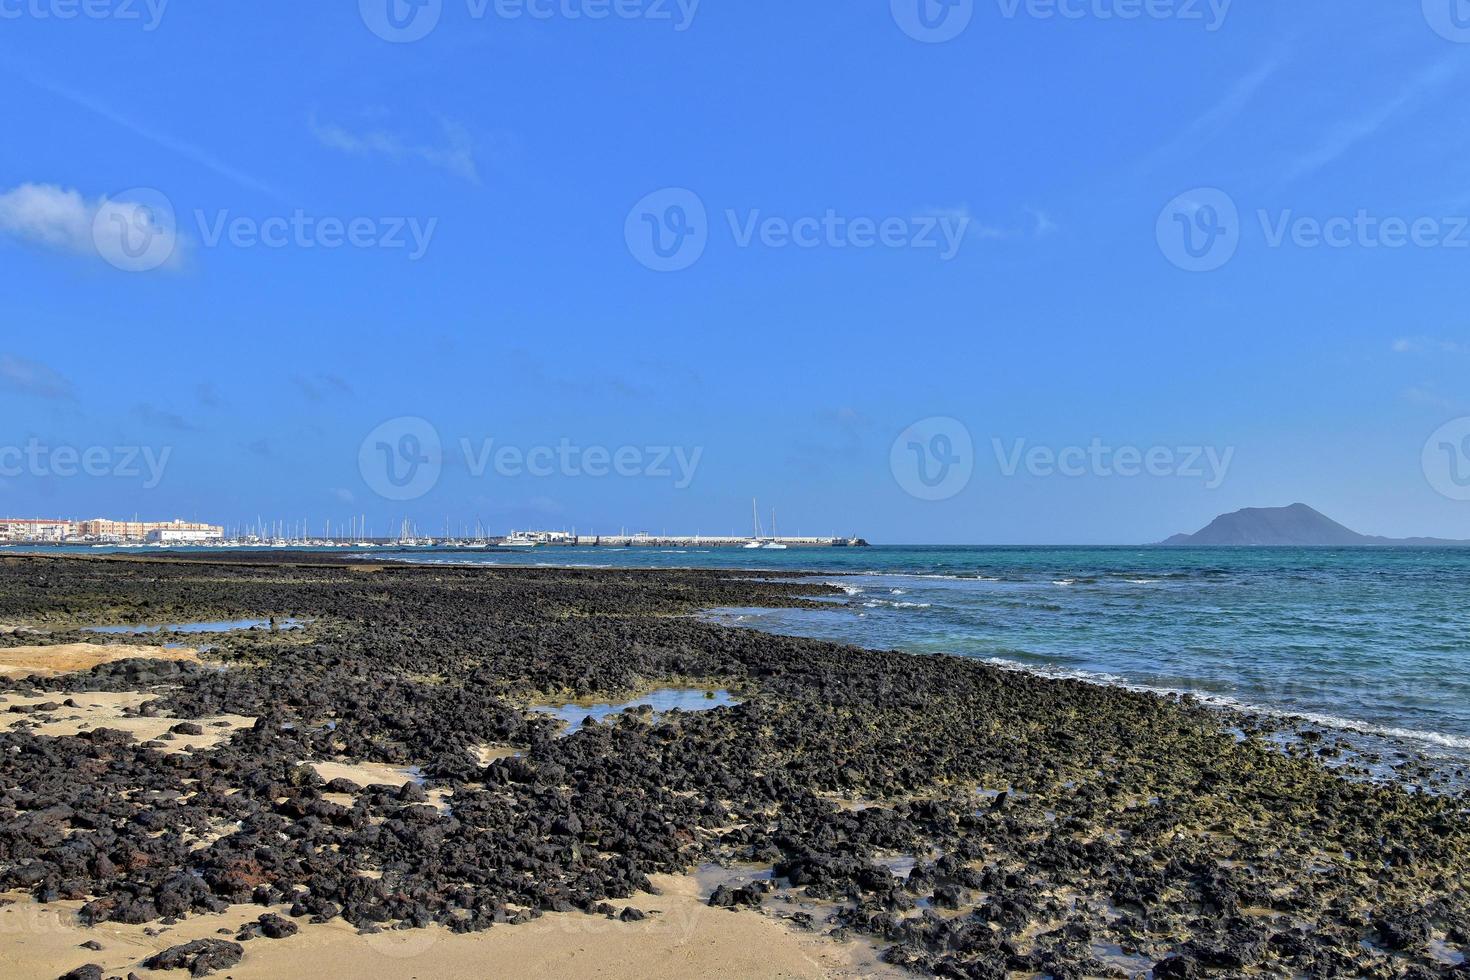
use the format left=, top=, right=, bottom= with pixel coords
left=1, top=554, right=1467, bottom=978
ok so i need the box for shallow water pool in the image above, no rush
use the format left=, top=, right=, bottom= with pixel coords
left=532, top=688, right=739, bottom=735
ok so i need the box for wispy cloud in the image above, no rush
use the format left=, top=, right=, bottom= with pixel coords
left=311, top=113, right=481, bottom=184
left=1281, top=57, right=1464, bottom=185
left=921, top=205, right=1054, bottom=241
left=0, top=354, right=74, bottom=400
left=1403, top=382, right=1456, bottom=411
left=1394, top=336, right=1469, bottom=355
left=291, top=373, right=354, bottom=403
left=134, top=403, right=200, bottom=432
left=16, top=71, right=284, bottom=200
left=1139, top=56, right=1282, bottom=174
left=195, top=382, right=224, bottom=408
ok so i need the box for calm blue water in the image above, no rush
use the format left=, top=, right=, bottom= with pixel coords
left=12, top=544, right=1470, bottom=761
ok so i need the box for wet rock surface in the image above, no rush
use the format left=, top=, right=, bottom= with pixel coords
left=0, top=553, right=1466, bottom=977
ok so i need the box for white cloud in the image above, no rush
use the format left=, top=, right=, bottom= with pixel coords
left=0, top=183, right=93, bottom=252
left=311, top=114, right=481, bottom=184
left=0, top=183, right=184, bottom=271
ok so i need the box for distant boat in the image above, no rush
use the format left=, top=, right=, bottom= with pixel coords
left=498, top=532, right=537, bottom=549
left=744, top=499, right=766, bottom=547
left=761, top=507, right=788, bottom=549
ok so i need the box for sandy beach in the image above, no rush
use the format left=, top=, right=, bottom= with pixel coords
left=1, top=872, right=886, bottom=979
left=0, top=553, right=1466, bottom=978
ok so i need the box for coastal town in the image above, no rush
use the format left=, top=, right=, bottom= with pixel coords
left=0, top=517, right=866, bottom=549
left=0, top=517, right=224, bottom=545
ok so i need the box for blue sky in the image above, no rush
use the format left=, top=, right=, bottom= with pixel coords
left=3, top=1, right=1470, bottom=543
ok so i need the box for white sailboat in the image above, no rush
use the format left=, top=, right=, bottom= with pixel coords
left=743, top=499, right=764, bottom=548
left=761, top=508, right=788, bottom=549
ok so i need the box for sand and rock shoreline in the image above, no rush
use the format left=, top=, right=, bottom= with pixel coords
left=0, top=553, right=1467, bottom=978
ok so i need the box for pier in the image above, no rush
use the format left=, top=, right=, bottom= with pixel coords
left=503, top=531, right=867, bottom=548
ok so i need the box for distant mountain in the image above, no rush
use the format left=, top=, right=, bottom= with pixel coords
left=1158, top=503, right=1470, bottom=547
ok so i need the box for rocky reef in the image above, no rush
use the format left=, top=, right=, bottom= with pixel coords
left=1, top=554, right=1466, bottom=978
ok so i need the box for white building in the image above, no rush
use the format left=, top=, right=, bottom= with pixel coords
left=0, top=519, right=75, bottom=543
left=146, top=526, right=224, bottom=544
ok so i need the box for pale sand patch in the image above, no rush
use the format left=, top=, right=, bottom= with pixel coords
left=0, top=642, right=200, bottom=677
left=0, top=873, right=892, bottom=980
left=0, top=691, right=255, bottom=752
left=307, top=759, right=421, bottom=788
left=306, top=760, right=453, bottom=813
